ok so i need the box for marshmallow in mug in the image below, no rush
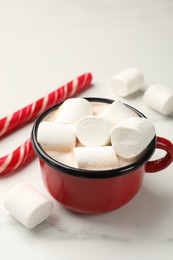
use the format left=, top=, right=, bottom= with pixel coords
left=99, top=99, right=137, bottom=124
left=76, top=116, right=114, bottom=147
left=111, top=68, right=144, bottom=97
left=3, top=183, right=54, bottom=229
left=110, top=117, right=155, bottom=159
left=37, top=121, right=76, bottom=151
left=37, top=98, right=156, bottom=170
left=74, top=146, right=118, bottom=170
left=55, top=98, right=93, bottom=124
left=143, top=84, right=173, bottom=115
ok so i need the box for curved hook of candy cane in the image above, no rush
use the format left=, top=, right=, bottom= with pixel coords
left=0, top=139, right=36, bottom=176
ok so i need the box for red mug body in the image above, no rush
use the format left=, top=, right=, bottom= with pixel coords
left=40, top=159, right=145, bottom=214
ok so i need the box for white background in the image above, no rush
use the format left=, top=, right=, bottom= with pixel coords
left=0, top=0, right=173, bottom=259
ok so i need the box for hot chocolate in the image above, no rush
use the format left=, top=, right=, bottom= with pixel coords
left=38, top=100, right=140, bottom=170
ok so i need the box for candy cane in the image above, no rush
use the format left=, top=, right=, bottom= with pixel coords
left=0, top=72, right=93, bottom=176
left=0, top=139, right=35, bottom=176
left=0, top=73, right=92, bottom=137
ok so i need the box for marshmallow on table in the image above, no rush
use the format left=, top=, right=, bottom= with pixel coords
left=76, top=116, right=114, bottom=147
left=143, top=84, right=173, bottom=115
left=37, top=121, right=76, bottom=151
left=110, top=117, right=155, bottom=159
left=55, top=98, right=93, bottom=124
left=99, top=99, right=137, bottom=124
left=111, top=68, right=144, bottom=97
left=3, top=183, right=54, bottom=229
left=74, top=146, right=118, bottom=170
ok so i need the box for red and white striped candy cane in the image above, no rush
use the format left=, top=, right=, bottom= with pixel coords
left=0, top=72, right=93, bottom=176
left=0, top=72, right=92, bottom=137
left=0, top=139, right=34, bottom=176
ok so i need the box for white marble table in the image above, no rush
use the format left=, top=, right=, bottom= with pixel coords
left=0, top=0, right=173, bottom=259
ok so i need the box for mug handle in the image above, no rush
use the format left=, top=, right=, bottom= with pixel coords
left=145, top=136, right=173, bottom=173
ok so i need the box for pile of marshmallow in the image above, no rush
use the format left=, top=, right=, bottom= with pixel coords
left=111, top=68, right=173, bottom=115
left=37, top=97, right=155, bottom=170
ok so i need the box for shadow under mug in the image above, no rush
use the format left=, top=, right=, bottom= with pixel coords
left=31, top=98, right=173, bottom=214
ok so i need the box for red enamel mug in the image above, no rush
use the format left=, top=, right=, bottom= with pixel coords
left=31, top=98, right=173, bottom=214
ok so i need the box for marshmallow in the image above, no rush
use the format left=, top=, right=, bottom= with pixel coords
left=74, top=146, right=118, bottom=170
left=99, top=100, right=137, bottom=124
left=111, top=68, right=144, bottom=97
left=37, top=121, right=76, bottom=151
left=76, top=116, right=114, bottom=147
left=110, top=117, right=155, bottom=159
left=55, top=98, right=93, bottom=124
left=3, top=183, right=54, bottom=229
left=143, top=84, right=173, bottom=115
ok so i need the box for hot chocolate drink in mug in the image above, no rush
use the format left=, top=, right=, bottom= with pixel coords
left=31, top=98, right=173, bottom=214
left=39, top=100, right=142, bottom=170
